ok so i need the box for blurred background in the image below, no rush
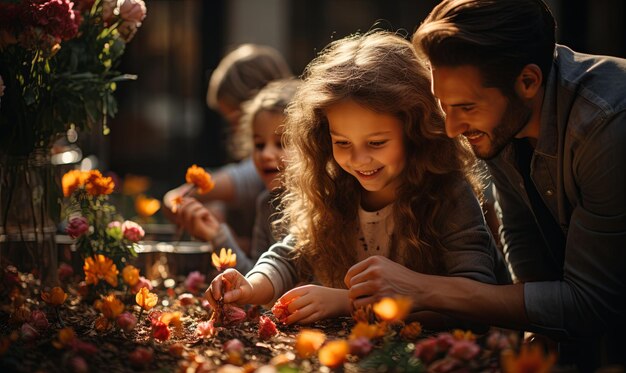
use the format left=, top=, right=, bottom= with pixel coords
left=85, top=0, right=625, bottom=217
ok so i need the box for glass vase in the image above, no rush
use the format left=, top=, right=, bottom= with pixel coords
left=0, top=148, right=60, bottom=288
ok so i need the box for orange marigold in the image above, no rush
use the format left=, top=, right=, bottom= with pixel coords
left=349, top=321, right=386, bottom=341
left=52, top=327, right=76, bottom=349
left=84, top=255, right=119, bottom=287
left=62, top=170, right=85, bottom=197
left=135, top=194, right=161, bottom=218
left=122, top=265, right=140, bottom=287
left=212, top=248, right=237, bottom=272
left=136, top=287, right=158, bottom=311
left=101, top=294, right=125, bottom=320
left=41, top=287, right=68, bottom=306
left=373, top=296, right=412, bottom=322
left=185, top=165, right=214, bottom=195
left=84, top=170, right=115, bottom=195
left=400, top=321, right=423, bottom=340
left=295, top=329, right=326, bottom=359
left=318, top=340, right=349, bottom=369
left=501, top=344, right=556, bottom=373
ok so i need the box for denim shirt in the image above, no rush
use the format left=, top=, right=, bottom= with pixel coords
left=487, top=45, right=626, bottom=341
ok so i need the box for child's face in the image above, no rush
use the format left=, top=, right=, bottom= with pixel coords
left=327, top=100, right=406, bottom=210
left=217, top=99, right=242, bottom=128
left=252, top=110, right=285, bottom=191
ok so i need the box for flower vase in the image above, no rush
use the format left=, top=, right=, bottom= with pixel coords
left=0, top=148, right=60, bottom=288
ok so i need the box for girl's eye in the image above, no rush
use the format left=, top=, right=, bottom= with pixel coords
left=369, top=140, right=387, bottom=147
left=254, top=143, right=265, bottom=150
left=333, top=140, right=350, bottom=147
left=461, top=105, right=474, bottom=112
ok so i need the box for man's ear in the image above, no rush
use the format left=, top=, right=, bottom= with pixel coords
left=515, top=64, right=542, bottom=99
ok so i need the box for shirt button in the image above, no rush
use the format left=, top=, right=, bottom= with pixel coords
left=545, top=189, right=554, bottom=196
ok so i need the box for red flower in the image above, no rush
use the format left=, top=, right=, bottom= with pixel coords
left=271, top=297, right=293, bottom=324
left=258, top=315, right=278, bottom=340
left=151, top=320, right=170, bottom=341
left=222, top=304, right=246, bottom=325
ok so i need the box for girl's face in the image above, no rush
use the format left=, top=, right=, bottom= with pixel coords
left=326, top=100, right=406, bottom=211
left=252, top=110, right=285, bottom=191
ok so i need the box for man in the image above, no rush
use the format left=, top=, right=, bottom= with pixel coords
left=344, top=0, right=626, bottom=370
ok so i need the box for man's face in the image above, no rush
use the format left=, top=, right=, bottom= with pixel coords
left=431, top=65, right=532, bottom=159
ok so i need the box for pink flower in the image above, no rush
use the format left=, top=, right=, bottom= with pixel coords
left=258, top=315, right=278, bottom=340
left=72, top=339, right=98, bottom=356
left=448, top=339, right=480, bottom=361
left=184, top=271, right=205, bottom=293
left=223, top=338, right=244, bottom=355
left=116, top=312, right=137, bottom=333
left=131, top=276, right=152, bottom=294
left=20, top=323, right=40, bottom=343
left=414, top=338, right=440, bottom=364
left=128, top=347, right=153, bottom=369
left=122, top=220, right=144, bottom=242
left=222, top=304, right=247, bottom=325
left=349, top=336, right=373, bottom=357
left=30, top=310, right=50, bottom=330
left=66, top=216, right=89, bottom=239
left=177, top=293, right=196, bottom=306
left=58, top=262, right=74, bottom=282
left=119, top=0, right=146, bottom=24
left=196, top=320, right=217, bottom=339
left=35, top=0, right=79, bottom=41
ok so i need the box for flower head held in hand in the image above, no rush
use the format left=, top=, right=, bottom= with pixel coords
left=185, top=165, right=215, bottom=195
left=212, top=248, right=237, bottom=272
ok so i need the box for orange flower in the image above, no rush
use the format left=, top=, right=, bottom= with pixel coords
left=62, top=170, right=86, bottom=197
left=501, top=344, right=556, bottom=373
left=41, top=287, right=68, bottom=306
left=318, top=340, right=349, bottom=369
left=122, top=265, right=140, bottom=287
left=135, top=287, right=158, bottom=311
left=84, top=170, right=115, bottom=195
left=101, top=294, right=125, bottom=320
left=52, top=327, right=76, bottom=349
left=185, top=165, right=214, bottom=194
left=400, top=321, right=423, bottom=340
left=94, top=316, right=112, bottom=333
left=453, top=329, right=476, bottom=341
left=160, top=311, right=182, bottom=329
left=170, top=195, right=183, bottom=213
left=212, top=248, right=237, bottom=272
left=122, top=174, right=151, bottom=195
left=349, top=321, right=386, bottom=341
left=295, top=329, right=326, bottom=359
left=372, top=296, right=412, bottom=322
left=84, top=255, right=119, bottom=287
left=135, top=194, right=161, bottom=218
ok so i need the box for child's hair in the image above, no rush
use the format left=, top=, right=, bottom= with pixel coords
left=239, top=78, right=303, bottom=132
left=279, top=30, right=482, bottom=287
left=207, top=44, right=293, bottom=111
left=207, top=44, right=292, bottom=160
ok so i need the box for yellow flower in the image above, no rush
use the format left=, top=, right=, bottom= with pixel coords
left=135, top=287, right=158, bottom=311
left=212, top=248, right=237, bottom=272
left=41, top=287, right=68, bottom=306
left=318, top=340, right=349, bottom=369
left=349, top=321, right=386, bottom=341
left=84, top=170, right=115, bottom=195
left=122, top=265, right=140, bottom=286
left=62, top=170, right=86, bottom=197
left=84, top=255, right=119, bottom=287
left=185, top=165, right=214, bottom=194
left=101, top=294, right=125, bottom=320
left=134, top=194, right=161, bottom=218
left=295, top=329, right=326, bottom=359
left=372, top=296, right=412, bottom=322
left=400, top=322, right=423, bottom=340
left=122, top=174, right=151, bottom=195
left=160, top=311, right=182, bottom=328
left=501, top=344, right=556, bottom=373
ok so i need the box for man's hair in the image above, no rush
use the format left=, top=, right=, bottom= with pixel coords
left=413, top=0, right=556, bottom=93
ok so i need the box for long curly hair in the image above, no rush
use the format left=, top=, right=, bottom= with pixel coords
left=277, top=31, right=482, bottom=287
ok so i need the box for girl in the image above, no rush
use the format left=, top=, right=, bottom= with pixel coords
left=206, top=31, right=510, bottom=327
left=176, top=79, right=301, bottom=274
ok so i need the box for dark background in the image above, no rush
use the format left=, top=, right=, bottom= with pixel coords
left=96, top=0, right=625, bottom=200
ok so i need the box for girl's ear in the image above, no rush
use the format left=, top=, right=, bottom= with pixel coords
left=514, top=64, right=542, bottom=99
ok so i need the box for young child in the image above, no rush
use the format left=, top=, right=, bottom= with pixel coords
left=164, top=44, right=293, bottom=253
left=176, top=79, right=301, bottom=274
left=206, top=31, right=510, bottom=327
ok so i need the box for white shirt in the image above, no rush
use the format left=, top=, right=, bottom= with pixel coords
left=356, top=203, right=394, bottom=261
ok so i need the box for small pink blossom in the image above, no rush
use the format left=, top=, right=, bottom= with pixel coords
left=66, top=216, right=89, bottom=239
left=196, top=320, right=217, bottom=339
left=72, top=339, right=98, bottom=356
left=184, top=271, right=205, bottom=293
left=349, top=336, right=373, bottom=357
left=116, top=312, right=137, bottom=333
left=131, top=276, right=152, bottom=294
left=177, top=293, right=196, bottom=306
left=414, top=338, right=440, bottom=364
left=29, top=310, right=50, bottom=330
left=106, top=221, right=123, bottom=240
left=128, top=347, right=153, bottom=369
left=122, top=220, right=144, bottom=242
left=20, top=323, right=39, bottom=342
left=119, top=0, right=146, bottom=23
left=222, top=304, right=246, bottom=325
left=58, top=263, right=74, bottom=282
left=448, top=339, right=480, bottom=361
left=223, top=338, right=244, bottom=355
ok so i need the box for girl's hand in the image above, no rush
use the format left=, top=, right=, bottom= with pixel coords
left=277, top=285, right=351, bottom=325
left=344, top=255, right=422, bottom=310
left=205, top=269, right=253, bottom=308
left=176, top=198, right=221, bottom=242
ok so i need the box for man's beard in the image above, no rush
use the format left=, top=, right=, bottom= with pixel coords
left=474, top=95, right=532, bottom=160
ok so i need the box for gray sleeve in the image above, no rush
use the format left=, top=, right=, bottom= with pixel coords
left=524, top=114, right=626, bottom=338
left=440, top=181, right=511, bottom=285
left=250, top=190, right=275, bottom=263
left=246, top=235, right=299, bottom=303
left=222, top=158, right=266, bottom=208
